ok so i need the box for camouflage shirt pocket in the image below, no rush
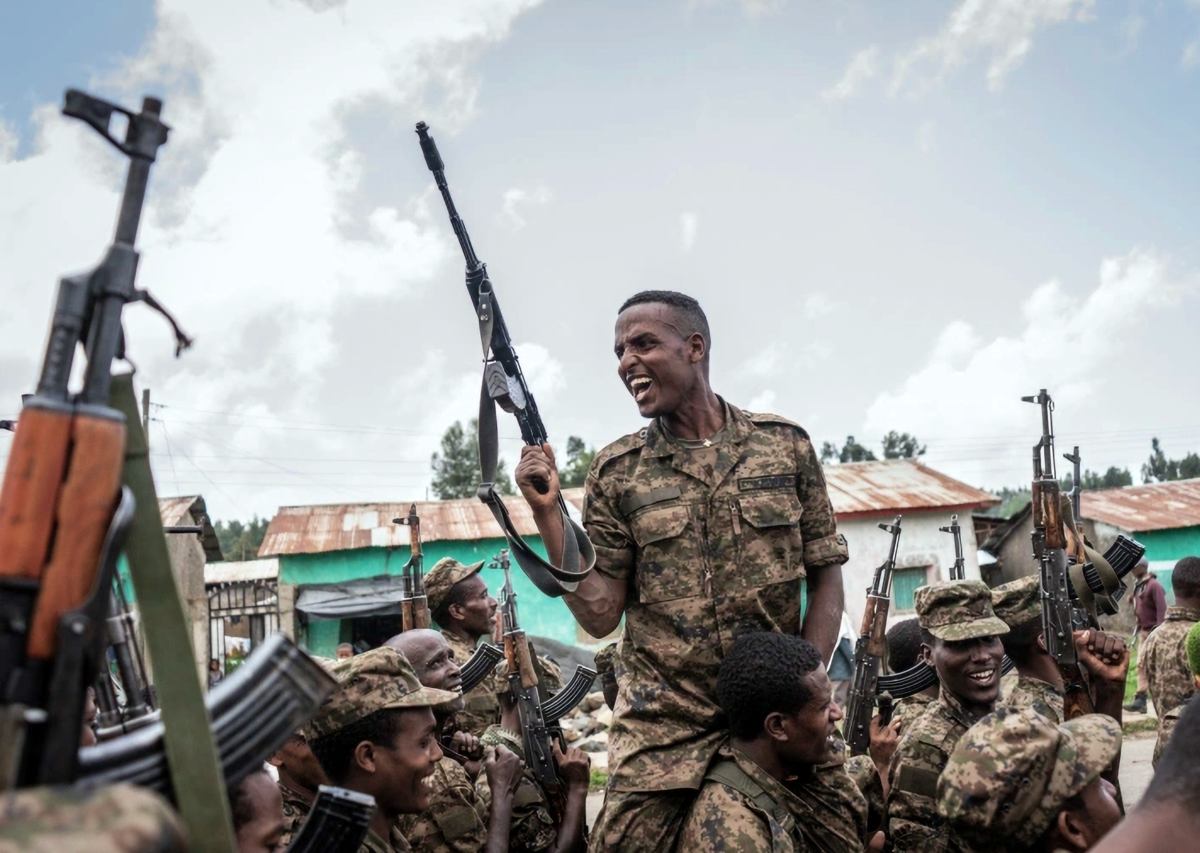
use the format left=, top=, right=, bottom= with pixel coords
left=630, top=502, right=697, bottom=604
left=735, top=492, right=805, bottom=587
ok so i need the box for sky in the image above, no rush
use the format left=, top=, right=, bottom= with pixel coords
left=2, top=0, right=1199, bottom=523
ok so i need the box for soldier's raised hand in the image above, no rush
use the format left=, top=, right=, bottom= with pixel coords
left=484, top=745, right=524, bottom=798
left=553, top=740, right=591, bottom=791
left=515, top=443, right=561, bottom=512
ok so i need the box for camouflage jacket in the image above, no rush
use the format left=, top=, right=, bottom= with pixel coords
left=0, top=783, right=185, bottom=853
left=1153, top=697, right=1190, bottom=768
left=887, top=689, right=990, bottom=853
left=1001, top=675, right=1063, bottom=724
left=894, top=692, right=937, bottom=732
left=843, top=754, right=884, bottom=837
left=442, top=632, right=563, bottom=739
left=474, top=727, right=559, bottom=853
left=397, top=755, right=488, bottom=853
left=585, top=402, right=848, bottom=791
left=361, top=827, right=413, bottom=853
left=278, top=781, right=315, bottom=848
left=1141, top=606, right=1200, bottom=717
left=677, top=745, right=866, bottom=853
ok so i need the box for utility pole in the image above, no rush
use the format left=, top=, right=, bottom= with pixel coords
left=142, top=388, right=151, bottom=448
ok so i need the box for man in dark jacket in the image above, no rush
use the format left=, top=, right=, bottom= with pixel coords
left=1126, top=557, right=1167, bottom=713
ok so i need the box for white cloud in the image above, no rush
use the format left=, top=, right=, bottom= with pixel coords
left=1183, top=34, right=1200, bottom=68
left=891, top=0, right=1095, bottom=96
left=747, top=389, right=777, bottom=412
left=738, top=341, right=830, bottom=379
left=802, top=293, right=837, bottom=319
left=821, top=46, right=881, bottom=101
left=685, top=0, right=788, bottom=18
left=1120, top=13, right=1145, bottom=52
left=863, top=249, right=1192, bottom=486
left=680, top=211, right=699, bottom=252
left=499, top=185, right=553, bottom=231
left=742, top=343, right=785, bottom=377
left=0, top=117, right=15, bottom=164
left=918, top=120, right=937, bottom=154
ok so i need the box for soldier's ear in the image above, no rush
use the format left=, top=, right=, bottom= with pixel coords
left=1037, top=633, right=1048, bottom=654
left=1055, top=805, right=1089, bottom=849
left=920, top=643, right=934, bottom=666
left=354, top=740, right=378, bottom=775
left=763, top=711, right=789, bottom=743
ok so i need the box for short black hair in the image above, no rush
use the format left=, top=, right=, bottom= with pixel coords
left=618, top=291, right=711, bottom=363
left=309, top=708, right=406, bottom=785
left=1172, top=556, right=1200, bottom=599
left=1144, top=698, right=1200, bottom=814
left=999, top=616, right=1043, bottom=667
left=887, top=619, right=925, bottom=673
left=432, top=579, right=476, bottom=628
left=228, top=766, right=272, bottom=832
left=717, top=632, right=824, bottom=740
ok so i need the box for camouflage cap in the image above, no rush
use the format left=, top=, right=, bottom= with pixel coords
left=915, top=581, right=1010, bottom=641
left=937, top=708, right=1121, bottom=848
left=0, top=783, right=186, bottom=853
left=425, top=557, right=486, bottom=615
left=991, top=575, right=1041, bottom=628
left=306, top=647, right=459, bottom=740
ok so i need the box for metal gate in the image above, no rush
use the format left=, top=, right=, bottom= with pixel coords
left=208, top=578, right=279, bottom=673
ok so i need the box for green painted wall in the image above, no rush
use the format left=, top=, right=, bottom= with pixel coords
left=281, top=536, right=582, bottom=657
left=1140, top=527, right=1200, bottom=605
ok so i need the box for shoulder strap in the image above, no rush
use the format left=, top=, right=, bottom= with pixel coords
left=705, top=760, right=795, bottom=834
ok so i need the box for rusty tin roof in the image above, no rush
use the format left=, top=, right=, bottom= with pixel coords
left=1080, top=478, right=1200, bottom=533
left=825, top=459, right=999, bottom=518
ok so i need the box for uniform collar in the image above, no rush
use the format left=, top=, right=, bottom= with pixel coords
left=937, top=684, right=992, bottom=728
left=1165, top=604, right=1200, bottom=622
left=643, top=398, right=754, bottom=459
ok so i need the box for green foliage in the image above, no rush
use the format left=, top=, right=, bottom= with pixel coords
left=1061, top=466, right=1133, bottom=491
left=589, top=768, right=609, bottom=792
left=1142, top=438, right=1200, bottom=484
left=820, top=435, right=877, bottom=464
left=214, top=516, right=269, bottom=561
left=560, top=436, right=597, bottom=488
left=431, top=419, right=515, bottom=500
left=881, top=431, right=926, bottom=460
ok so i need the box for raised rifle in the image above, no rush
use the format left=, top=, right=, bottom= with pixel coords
left=941, top=514, right=966, bottom=581
left=1064, top=446, right=1082, bottom=523
left=285, top=786, right=376, bottom=853
left=393, top=504, right=430, bottom=631
left=415, top=122, right=594, bottom=598
left=844, top=516, right=902, bottom=756
left=0, top=89, right=190, bottom=789
left=1023, top=389, right=1094, bottom=719
left=489, top=549, right=596, bottom=809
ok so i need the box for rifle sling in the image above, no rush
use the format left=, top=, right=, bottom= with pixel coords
left=704, top=760, right=795, bottom=835
left=111, top=374, right=237, bottom=853
left=475, top=324, right=594, bottom=598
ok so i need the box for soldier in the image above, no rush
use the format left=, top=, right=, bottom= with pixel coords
left=228, top=766, right=287, bottom=853
left=1152, top=619, right=1200, bottom=766
left=991, top=575, right=1130, bottom=728
left=886, top=618, right=939, bottom=728
left=269, top=730, right=328, bottom=846
left=473, top=690, right=592, bottom=853
left=885, top=581, right=1008, bottom=853
left=515, top=290, right=849, bottom=852
left=385, top=629, right=523, bottom=853
left=677, top=632, right=867, bottom=853
left=1139, top=555, right=1200, bottom=717
left=306, top=647, right=459, bottom=853
left=0, top=783, right=187, bottom=853
left=1124, top=557, right=1166, bottom=713
left=937, top=707, right=1122, bottom=853
left=425, top=557, right=562, bottom=738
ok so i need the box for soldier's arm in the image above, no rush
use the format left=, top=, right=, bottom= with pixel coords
left=796, top=433, right=849, bottom=662
left=677, top=786, right=775, bottom=853
left=428, top=763, right=490, bottom=853
left=547, top=742, right=590, bottom=853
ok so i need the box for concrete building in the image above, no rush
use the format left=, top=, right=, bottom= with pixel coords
left=261, top=460, right=997, bottom=657
left=156, top=496, right=222, bottom=681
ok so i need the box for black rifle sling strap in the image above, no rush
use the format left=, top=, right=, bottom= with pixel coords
left=475, top=291, right=594, bottom=598
left=704, top=760, right=796, bottom=837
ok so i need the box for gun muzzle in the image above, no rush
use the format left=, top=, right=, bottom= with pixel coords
left=414, top=122, right=443, bottom=173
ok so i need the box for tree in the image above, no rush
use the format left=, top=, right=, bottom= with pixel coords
left=820, top=436, right=877, bottom=464
left=1061, top=466, right=1133, bottom=491
left=881, top=431, right=926, bottom=460
left=1141, top=438, right=1200, bottom=484
left=214, top=516, right=270, bottom=561
left=431, top=419, right=515, bottom=499
left=560, top=436, right=596, bottom=488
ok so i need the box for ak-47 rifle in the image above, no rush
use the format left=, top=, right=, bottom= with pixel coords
left=1064, top=446, right=1082, bottom=523
left=489, top=550, right=596, bottom=810
left=94, top=583, right=158, bottom=740
left=415, top=122, right=594, bottom=599
left=393, top=504, right=430, bottom=631
left=1023, top=389, right=1094, bottom=719
left=0, top=89, right=191, bottom=788
left=941, top=514, right=966, bottom=581
left=844, top=517, right=902, bottom=756
left=285, top=786, right=376, bottom=853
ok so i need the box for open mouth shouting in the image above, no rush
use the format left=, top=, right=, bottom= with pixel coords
left=627, top=375, right=652, bottom=403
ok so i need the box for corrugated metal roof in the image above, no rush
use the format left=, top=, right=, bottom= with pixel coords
left=1080, top=478, right=1200, bottom=532
left=259, top=489, right=586, bottom=557
left=206, top=558, right=279, bottom=585
left=825, top=460, right=999, bottom=517
left=158, top=495, right=224, bottom=562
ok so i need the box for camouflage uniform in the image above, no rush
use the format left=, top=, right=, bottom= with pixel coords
left=937, top=708, right=1122, bottom=851
left=893, top=692, right=936, bottom=731
left=306, top=647, right=459, bottom=853
left=1002, top=675, right=1063, bottom=724
left=988, top=576, right=1065, bottom=723
left=584, top=403, right=848, bottom=850
left=1153, top=699, right=1188, bottom=767
left=397, top=756, right=488, bottom=853
left=0, top=783, right=185, bottom=853
left=1141, top=605, right=1200, bottom=717
left=677, top=745, right=867, bottom=853
left=278, top=781, right=314, bottom=847
left=885, top=582, right=1009, bottom=853
left=474, top=727, right=559, bottom=853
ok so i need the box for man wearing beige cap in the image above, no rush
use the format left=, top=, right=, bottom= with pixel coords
left=426, top=557, right=561, bottom=737
left=306, top=647, right=459, bottom=853
left=937, top=707, right=1123, bottom=852
left=886, top=580, right=1008, bottom=853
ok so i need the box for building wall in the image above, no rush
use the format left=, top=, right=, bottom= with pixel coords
left=839, top=509, right=983, bottom=632
left=281, top=536, right=583, bottom=658
left=166, top=533, right=211, bottom=684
